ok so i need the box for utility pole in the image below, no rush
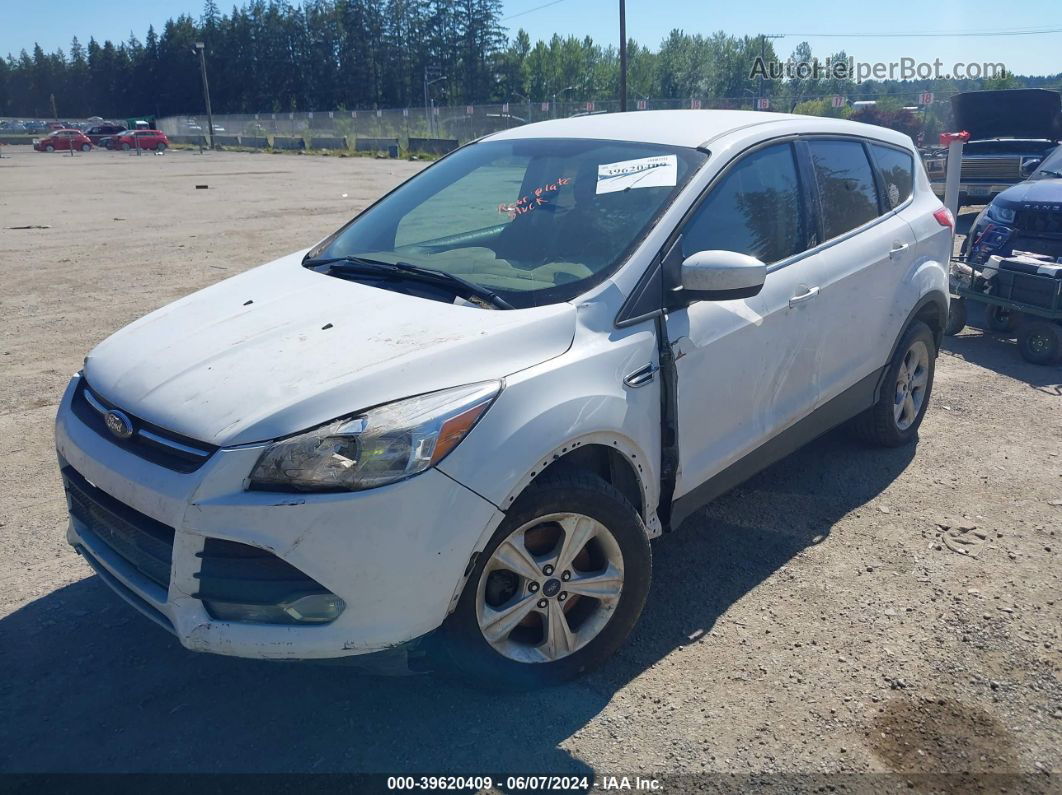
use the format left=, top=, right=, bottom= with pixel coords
left=756, top=34, right=784, bottom=110
left=194, top=42, right=215, bottom=149
left=618, top=0, right=627, bottom=112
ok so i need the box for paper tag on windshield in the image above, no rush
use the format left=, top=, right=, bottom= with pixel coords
left=596, top=155, right=677, bottom=195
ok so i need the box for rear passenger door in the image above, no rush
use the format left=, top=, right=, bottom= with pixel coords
left=799, top=137, right=917, bottom=405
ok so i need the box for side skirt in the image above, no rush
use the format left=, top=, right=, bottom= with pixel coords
left=668, top=367, right=884, bottom=531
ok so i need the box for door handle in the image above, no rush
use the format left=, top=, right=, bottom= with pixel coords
left=889, top=242, right=911, bottom=259
left=788, top=286, right=820, bottom=307
left=623, top=363, right=658, bottom=388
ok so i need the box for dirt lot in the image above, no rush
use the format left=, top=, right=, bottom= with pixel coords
left=1, top=148, right=1059, bottom=787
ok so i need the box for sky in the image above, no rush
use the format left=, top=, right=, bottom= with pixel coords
left=2, top=0, right=1060, bottom=78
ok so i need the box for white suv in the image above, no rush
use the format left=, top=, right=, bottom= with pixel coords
left=55, top=111, right=953, bottom=687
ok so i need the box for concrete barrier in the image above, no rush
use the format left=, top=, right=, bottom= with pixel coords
left=169, top=134, right=208, bottom=146
left=273, top=136, right=306, bottom=150
left=309, top=136, right=349, bottom=150
left=0, top=135, right=34, bottom=145
left=354, top=136, right=399, bottom=152
left=241, top=135, right=269, bottom=148
left=214, top=135, right=241, bottom=148
left=408, top=137, right=460, bottom=156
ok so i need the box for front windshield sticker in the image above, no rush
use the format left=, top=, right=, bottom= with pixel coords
left=498, top=176, right=572, bottom=219
left=596, top=154, right=678, bottom=195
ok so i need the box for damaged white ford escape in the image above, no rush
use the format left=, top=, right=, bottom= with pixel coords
left=56, top=110, right=952, bottom=686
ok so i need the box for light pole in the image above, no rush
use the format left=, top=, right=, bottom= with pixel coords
left=193, top=43, right=215, bottom=149
left=424, top=71, right=446, bottom=138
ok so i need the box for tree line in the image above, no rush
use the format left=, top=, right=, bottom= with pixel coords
left=1, top=0, right=1058, bottom=120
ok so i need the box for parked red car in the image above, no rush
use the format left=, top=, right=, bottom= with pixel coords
left=115, top=129, right=169, bottom=151
left=33, top=129, right=93, bottom=152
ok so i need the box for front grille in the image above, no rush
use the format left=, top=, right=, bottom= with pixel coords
left=63, top=466, right=175, bottom=589
left=71, top=378, right=217, bottom=473
left=194, top=538, right=330, bottom=605
left=960, top=156, right=1020, bottom=182
left=1014, top=208, right=1062, bottom=235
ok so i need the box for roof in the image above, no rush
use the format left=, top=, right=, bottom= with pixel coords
left=484, top=109, right=913, bottom=150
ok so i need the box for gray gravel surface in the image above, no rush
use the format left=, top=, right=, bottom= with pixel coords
left=0, top=150, right=1059, bottom=788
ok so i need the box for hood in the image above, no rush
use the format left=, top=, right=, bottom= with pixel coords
left=84, top=252, right=576, bottom=446
left=951, top=89, right=1061, bottom=142
left=994, top=177, right=1062, bottom=207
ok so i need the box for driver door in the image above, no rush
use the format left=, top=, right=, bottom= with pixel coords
left=667, top=141, right=825, bottom=504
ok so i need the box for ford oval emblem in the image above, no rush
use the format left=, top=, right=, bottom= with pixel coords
left=104, top=409, right=134, bottom=440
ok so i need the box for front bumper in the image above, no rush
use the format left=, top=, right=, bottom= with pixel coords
left=56, top=375, right=503, bottom=660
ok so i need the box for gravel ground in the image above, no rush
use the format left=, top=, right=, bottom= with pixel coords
left=0, top=148, right=1059, bottom=788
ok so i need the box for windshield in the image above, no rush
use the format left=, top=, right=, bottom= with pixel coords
left=1030, top=145, right=1062, bottom=180
left=309, top=138, right=706, bottom=308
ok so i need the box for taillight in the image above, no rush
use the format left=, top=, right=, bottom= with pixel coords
left=933, top=207, right=955, bottom=231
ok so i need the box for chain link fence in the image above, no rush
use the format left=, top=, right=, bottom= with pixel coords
left=156, top=98, right=756, bottom=155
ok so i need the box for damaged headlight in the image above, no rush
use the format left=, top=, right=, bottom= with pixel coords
left=986, top=203, right=1016, bottom=225
left=249, top=381, right=500, bottom=492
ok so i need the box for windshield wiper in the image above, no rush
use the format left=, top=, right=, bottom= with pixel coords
left=1037, top=169, right=1062, bottom=178
left=304, top=255, right=514, bottom=310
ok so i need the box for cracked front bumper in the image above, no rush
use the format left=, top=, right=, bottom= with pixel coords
left=55, top=375, right=503, bottom=660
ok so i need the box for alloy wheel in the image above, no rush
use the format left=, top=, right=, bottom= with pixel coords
left=476, top=512, right=624, bottom=664
left=893, top=340, right=930, bottom=431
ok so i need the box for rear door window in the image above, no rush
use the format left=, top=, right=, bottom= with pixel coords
left=807, top=140, right=881, bottom=239
left=680, top=142, right=807, bottom=265
left=870, top=144, right=915, bottom=209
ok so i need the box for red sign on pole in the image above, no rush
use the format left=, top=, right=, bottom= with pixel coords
left=502, top=102, right=509, bottom=114
left=586, top=101, right=595, bottom=112
left=831, top=95, right=845, bottom=109
left=690, top=98, right=702, bottom=110
left=919, top=91, right=935, bottom=106
left=541, top=101, right=550, bottom=112
left=636, top=99, right=647, bottom=110
left=466, top=105, right=474, bottom=115
left=757, top=98, right=770, bottom=110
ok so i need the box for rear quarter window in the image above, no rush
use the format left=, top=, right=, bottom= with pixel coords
left=871, top=144, right=915, bottom=209
left=807, top=139, right=881, bottom=240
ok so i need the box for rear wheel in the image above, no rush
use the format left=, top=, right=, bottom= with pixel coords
left=987, top=305, right=1021, bottom=335
left=45, top=144, right=54, bottom=152
left=121, top=142, right=131, bottom=151
left=156, top=141, right=167, bottom=151
left=850, top=321, right=936, bottom=447
left=442, top=470, right=651, bottom=689
left=1017, top=321, right=1062, bottom=364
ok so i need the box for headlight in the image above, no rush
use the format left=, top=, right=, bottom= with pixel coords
left=986, top=203, right=1016, bottom=224
left=248, top=381, right=500, bottom=492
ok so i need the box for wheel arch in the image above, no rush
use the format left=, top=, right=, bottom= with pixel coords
left=876, top=290, right=948, bottom=402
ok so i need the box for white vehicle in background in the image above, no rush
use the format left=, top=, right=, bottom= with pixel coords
left=56, top=110, right=952, bottom=687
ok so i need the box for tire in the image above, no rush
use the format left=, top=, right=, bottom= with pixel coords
left=45, top=145, right=54, bottom=152
left=1017, top=321, right=1062, bottom=365
left=156, top=142, right=166, bottom=151
left=850, top=320, right=936, bottom=448
left=80, top=143, right=91, bottom=152
left=121, top=142, right=131, bottom=151
left=944, top=297, right=967, bottom=336
left=986, top=305, right=1021, bottom=335
left=441, top=469, right=651, bottom=689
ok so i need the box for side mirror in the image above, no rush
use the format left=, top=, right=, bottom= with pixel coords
left=678, top=250, right=767, bottom=302
left=1021, top=158, right=1042, bottom=178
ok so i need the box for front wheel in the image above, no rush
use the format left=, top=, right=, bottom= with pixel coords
left=156, top=142, right=167, bottom=151
left=850, top=321, right=936, bottom=447
left=986, top=305, right=1020, bottom=335
left=944, top=297, right=967, bottom=336
left=442, top=470, right=651, bottom=689
left=80, top=143, right=91, bottom=152
left=45, top=145, right=55, bottom=152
